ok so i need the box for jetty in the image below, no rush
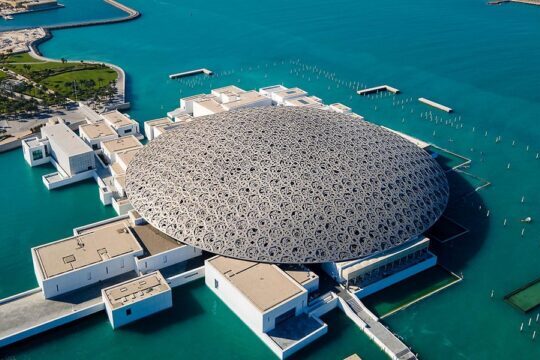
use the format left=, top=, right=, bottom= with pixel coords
left=169, top=68, right=213, bottom=79
left=0, top=266, right=204, bottom=347
left=45, top=0, right=140, bottom=30
left=488, top=0, right=540, bottom=5
left=418, top=97, right=453, bottom=113
left=357, top=85, right=400, bottom=96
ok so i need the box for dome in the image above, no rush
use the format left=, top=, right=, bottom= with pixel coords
left=126, top=106, right=448, bottom=263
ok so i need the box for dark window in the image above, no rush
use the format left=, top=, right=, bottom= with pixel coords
left=214, top=279, right=219, bottom=289
left=92, top=144, right=98, bottom=150
left=32, top=149, right=43, bottom=161
left=126, top=308, right=132, bottom=316
left=124, top=128, right=132, bottom=133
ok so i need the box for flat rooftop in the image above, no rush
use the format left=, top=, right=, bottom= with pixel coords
left=194, top=98, right=226, bottom=114
left=41, top=123, right=92, bottom=157
left=280, top=265, right=319, bottom=286
left=130, top=223, right=185, bottom=256
left=209, top=256, right=304, bottom=312
left=101, top=110, right=133, bottom=129
left=285, top=96, right=323, bottom=108
left=116, top=148, right=140, bottom=167
left=80, top=122, right=116, bottom=140
left=34, top=220, right=142, bottom=279
left=103, top=272, right=170, bottom=309
left=102, top=135, right=142, bottom=154
left=212, top=85, right=245, bottom=96
left=145, top=117, right=172, bottom=127
left=223, top=91, right=268, bottom=110
left=273, top=87, right=307, bottom=99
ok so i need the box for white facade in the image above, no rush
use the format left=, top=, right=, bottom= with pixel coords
left=143, top=118, right=172, bottom=141
left=101, top=110, right=140, bottom=137
left=102, top=272, right=172, bottom=329
left=205, top=259, right=308, bottom=333
left=136, top=245, right=202, bottom=274
left=22, top=137, right=50, bottom=167
left=34, top=123, right=96, bottom=177
left=79, top=122, right=118, bottom=150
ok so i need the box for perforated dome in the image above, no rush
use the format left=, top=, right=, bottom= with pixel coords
left=126, top=106, right=448, bottom=264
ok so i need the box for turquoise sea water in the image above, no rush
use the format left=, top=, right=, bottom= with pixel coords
left=1, top=0, right=540, bottom=358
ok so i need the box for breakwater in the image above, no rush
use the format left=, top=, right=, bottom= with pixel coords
left=44, top=0, right=139, bottom=31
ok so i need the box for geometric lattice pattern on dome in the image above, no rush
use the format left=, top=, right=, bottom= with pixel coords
left=126, top=106, right=449, bottom=264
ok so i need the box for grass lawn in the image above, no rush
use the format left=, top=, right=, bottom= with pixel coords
left=362, top=265, right=461, bottom=318
left=42, top=68, right=117, bottom=98
left=0, top=70, right=6, bottom=80
left=1, top=52, right=118, bottom=101
left=1, top=52, right=45, bottom=63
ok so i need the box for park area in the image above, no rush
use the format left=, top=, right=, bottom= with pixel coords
left=1, top=52, right=118, bottom=102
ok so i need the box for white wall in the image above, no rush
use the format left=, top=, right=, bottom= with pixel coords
left=206, top=262, right=265, bottom=332
left=105, top=288, right=172, bottom=328
left=205, top=261, right=307, bottom=333
left=36, top=252, right=142, bottom=299
left=136, top=246, right=202, bottom=274
left=354, top=254, right=437, bottom=299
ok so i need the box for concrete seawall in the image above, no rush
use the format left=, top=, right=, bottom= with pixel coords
left=46, top=0, right=140, bottom=31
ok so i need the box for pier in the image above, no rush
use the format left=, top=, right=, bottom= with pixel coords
left=357, top=85, right=400, bottom=96
left=0, top=265, right=204, bottom=348
left=169, top=68, right=213, bottom=79
left=418, top=97, right=453, bottom=113
left=336, top=288, right=417, bottom=360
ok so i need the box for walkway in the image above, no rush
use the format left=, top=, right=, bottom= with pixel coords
left=0, top=272, right=137, bottom=347
left=336, top=287, right=417, bottom=360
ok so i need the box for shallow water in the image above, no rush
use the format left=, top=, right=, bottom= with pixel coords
left=1, top=0, right=540, bottom=358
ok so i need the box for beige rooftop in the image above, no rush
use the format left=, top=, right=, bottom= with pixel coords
left=222, top=91, right=268, bottom=110
left=101, top=110, right=134, bottom=129
left=79, top=122, right=116, bottom=140
left=116, top=148, right=140, bottom=167
left=273, top=87, right=307, bottom=99
left=194, top=98, right=226, bottom=114
left=209, top=256, right=304, bottom=312
left=131, top=223, right=185, bottom=255
left=102, top=135, right=142, bottom=154
left=103, top=271, right=170, bottom=309
left=34, top=220, right=142, bottom=279
left=145, top=117, right=172, bottom=126
left=281, top=265, right=319, bottom=286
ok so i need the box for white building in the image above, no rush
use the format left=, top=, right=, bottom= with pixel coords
left=322, top=236, right=437, bottom=298
left=79, top=121, right=118, bottom=150
left=143, top=117, right=172, bottom=141
left=22, top=122, right=97, bottom=189
left=102, top=271, right=172, bottom=329
left=206, top=256, right=327, bottom=359
left=101, top=135, right=143, bottom=164
left=101, top=110, right=140, bottom=137
left=31, top=219, right=144, bottom=299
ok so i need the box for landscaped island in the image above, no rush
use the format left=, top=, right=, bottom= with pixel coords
left=0, top=52, right=118, bottom=114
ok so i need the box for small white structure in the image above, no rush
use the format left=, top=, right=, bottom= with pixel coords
left=283, top=96, right=324, bottom=108
left=206, top=256, right=327, bottom=359
left=101, top=110, right=140, bottom=137
left=102, top=271, right=172, bottom=329
left=270, top=87, right=307, bottom=105
left=101, top=135, right=143, bottom=164
left=79, top=121, right=118, bottom=150
left=322, top=236, right=437, bottom=298
left=143, top=117, right=172, bottom=141
left=31, top=219, right=144, bottom=299
left=329, top=103, right=352, bottom=114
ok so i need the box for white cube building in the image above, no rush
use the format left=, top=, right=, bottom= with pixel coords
left=102, top=271, right=172, bottom=329
left=79, top=121, right=118, bottom=150
left=101, top=110, right=140, bottom=137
